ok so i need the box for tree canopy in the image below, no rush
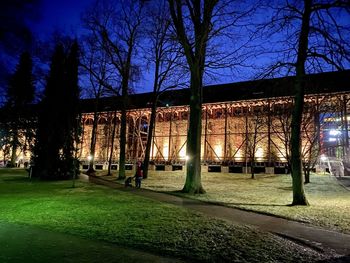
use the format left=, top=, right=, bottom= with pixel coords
left=33, top=41, right=80, bottom=179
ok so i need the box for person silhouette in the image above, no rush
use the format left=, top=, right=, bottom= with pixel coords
left=134, top=161, right=143, bottom=188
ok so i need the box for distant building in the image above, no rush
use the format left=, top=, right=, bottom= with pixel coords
left=3, top=71, right=348, bottom=172
left=79, top=70, right=350, bottom=173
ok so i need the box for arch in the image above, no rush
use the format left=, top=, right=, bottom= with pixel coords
left=85, top=118, right=94, bottom=125
left=98, top=117, right=107, bottom=124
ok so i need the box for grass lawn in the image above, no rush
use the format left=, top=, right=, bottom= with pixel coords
left=0, top=168, right=331, bottom=262
left=0, top=221, right=179, bottom=263
left=132, top=171, right=350, bottom=234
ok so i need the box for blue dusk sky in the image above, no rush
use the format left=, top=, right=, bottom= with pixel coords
left=25, top=0, right=350, bottom=94
left=29, top=0, right=163, bottom=93
left=29, top=0, right=94, bottom=38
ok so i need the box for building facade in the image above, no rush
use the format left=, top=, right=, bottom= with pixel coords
left=78, top=71, right=350, bottom=172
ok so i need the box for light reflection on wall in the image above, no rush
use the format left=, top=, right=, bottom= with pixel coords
left=255, top=147, right=264, bottom=161
left=235, top=149, right=244, bottom=162
left=179, top=147, right=186, bottom=160
left=276, top=152, right=287, bottom=162
left=214, top=145, right=222, bottom=160
left=163, top=144, right=169, bottom=160
left=150, top=144, right=156, bottom=159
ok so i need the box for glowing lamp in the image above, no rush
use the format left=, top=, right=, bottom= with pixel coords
left=329, top=129, right=341, bottom=136
left=320, top=155, right=327, bottom=162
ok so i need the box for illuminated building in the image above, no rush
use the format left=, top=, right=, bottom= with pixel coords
left=2, top=70, right=346, bottom=172
left=79, top=71, right=350, bottom=173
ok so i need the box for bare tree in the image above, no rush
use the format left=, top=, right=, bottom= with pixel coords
left=168, top=0, right=257, bottom=193
left=301, top=96, right=340, bottom=183
left=245, top=108, right=267, bottom=179
left=80, top=35, right=116, bottom=174
left=106, top=110, right=118, bottom=175
left=301, top=102, right=320, bottom=184
left=0, top=120, right=11, bottom=165
left=168, top=0, right=221, bottom=193
left=259, top=0, right=350, bottom=205
left=271, top=101, right=293, bottom=170
left=83, top=0, right=145, bottom=179
left=142, top=0, right=184, bottom=179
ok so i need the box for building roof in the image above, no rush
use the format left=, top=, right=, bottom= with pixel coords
left=80, top=70, right=350, bottom=113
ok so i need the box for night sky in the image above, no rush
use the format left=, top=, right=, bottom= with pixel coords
left=28, top=0, right=158, bottom=93
left=2, top=0, right=350, bottom=96
left=29, top=0, right=94, bottom=39
left=27, top=0, right=252, bottom=93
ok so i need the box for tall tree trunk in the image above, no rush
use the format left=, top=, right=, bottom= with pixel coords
left=343, top=96, right=349, bottom=155
left=251, top=160, right=255, bottom=179
left=182, top=68, right=205, bottom=194
left=290, top=0, right=311, bottom=206
left=107, top=111, right=117, bottom=176
left=118, top=78, right=128, bottom=180
left=10, top=133, right=18, bottom=167
left=87, top=110, right=98, bottom=174
left=304, top=168, right=310, bottom=184
left=291, top=69, right=308, bottom=205
left=143, top=55, right=160, bottom=180
left=245, top=114, right=249, bottom=174
left=251, top=123, right=258, bottom=179
left=118, top=107, right=127, bottom=179
left=143, top=97, right=157, bottom=179
left=168, top=0, right=217, bottom=194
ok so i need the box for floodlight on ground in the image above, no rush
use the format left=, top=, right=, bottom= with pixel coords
left=87, top=155, right=93, bottom=161
left=185, top=155, right=190, bottom=161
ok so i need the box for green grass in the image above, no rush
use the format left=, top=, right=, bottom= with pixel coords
left=0, top=168, right=331, bottom=262
left=135, top=171, right=350, bottom=234
left=0, top=221, right=177, bottom=263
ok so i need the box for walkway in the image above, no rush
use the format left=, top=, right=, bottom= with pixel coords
left=327, top=157, right=350, bottom=190
left=335, top=176, right=350, bottom=189
left=89, top=175, right=350, bottom=256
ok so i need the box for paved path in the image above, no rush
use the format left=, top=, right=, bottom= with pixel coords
left=335, top=176, right=350, bottom=189
left=0, top=221, right=183, bottom=263
left=89, top=175, right=350, bottom=256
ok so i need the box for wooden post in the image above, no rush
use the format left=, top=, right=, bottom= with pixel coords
left=267, top=100, right=271, bottom=165
left=204, top=107, right=208, bottom=163
left=344, top=95, right=349, bottom=154
left=315, top=96, right=321, bottom=153
left=224, top=104, right=228, bottom=162
left=245, top=107, right=249, bottom=173
left=148, top=115, right=157, bottom=160
left=106, top=113, right=111, bottom=162
left=135, top=114, right=141, bottom=161
left=340, top=98, right=346, bottom=157
left=168, top=110, right=172, bottom=162
left=79, top=117, right=85, bottom=159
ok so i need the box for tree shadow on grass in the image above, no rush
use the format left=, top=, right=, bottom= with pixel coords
left=225, top=202, right=289, bottom=207
left=318, top=254, right=350, bottom=263
left=277, top=186, right=293, bottom=191
left=166, top=190, right=290, bottom=207
left=1, top=176, right=32, bottom=182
